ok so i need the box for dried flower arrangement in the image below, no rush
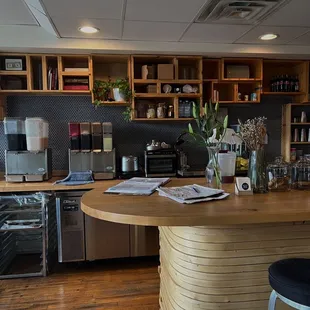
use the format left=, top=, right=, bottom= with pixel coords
left=238, top=117, right=267, bottom=151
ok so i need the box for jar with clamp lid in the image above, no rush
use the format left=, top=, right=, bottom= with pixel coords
left=267, top=156, right=291, bottom=192
left=295, top=156, right=310, bottom=190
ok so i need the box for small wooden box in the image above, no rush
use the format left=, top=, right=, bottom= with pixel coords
left=157, top=64, right=174, bottom=80
left=147, top=85, right=157, bottom=93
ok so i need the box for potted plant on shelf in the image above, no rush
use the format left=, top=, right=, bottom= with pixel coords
left=92, top=80, right=112, bottom=106
left=92, top=78, right=133, bottom=106
left=112, top=78, right=132, bottom=103
left=187, top=100, right=228, bottom=188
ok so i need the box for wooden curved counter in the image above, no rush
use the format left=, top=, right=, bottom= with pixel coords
left=81, top=178, right=310, bottom=226
left=81, top=178, right=310, bottom=310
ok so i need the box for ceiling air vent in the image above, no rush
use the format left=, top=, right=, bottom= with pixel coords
left=196, top=0, right=289, bottom=25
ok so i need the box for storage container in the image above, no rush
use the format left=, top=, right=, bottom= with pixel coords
left=91, top=122, right=102, bottom=152
left=4, top=117, right=26, bottom=151
left=294, top=156, right=310, bottom=190
left=267, top=156, right=291, bottom=192
left=25, top=118, right=45, bottom=152
left=80, top=122, right=91, bottom=152
left=218, top=152, right=236, bottom=183
left=43, top=121, right=49, bottom=149
left=68, top=122, right=80, bottom=151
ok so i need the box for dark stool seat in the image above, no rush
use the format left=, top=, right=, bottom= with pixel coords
left=269, top=258, right=310, bottom=307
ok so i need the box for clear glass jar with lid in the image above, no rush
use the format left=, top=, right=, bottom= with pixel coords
left=295, top=156, right=310, bottom=190
left=267, top=156, right=291, bottom=192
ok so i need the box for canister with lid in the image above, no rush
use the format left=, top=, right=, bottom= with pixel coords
left=267, top=156, right=291, bottom=192
left=80, top=122, right=91, bottom=152
left=295, top=156, right=310, bottom=190
left=25, top=118, right=45, bottom=152
left=91, top=122, right=102, bottom=152
left=4, top=117, right=26, bottom=151
left=69, top=122, right=80, bottom=151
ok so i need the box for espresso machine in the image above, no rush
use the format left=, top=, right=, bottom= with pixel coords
left=68, top=122, right=116, bottom=180
left=4, top=117, right=52, bottom=182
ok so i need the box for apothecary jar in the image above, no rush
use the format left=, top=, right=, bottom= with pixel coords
left=267, top=156, right=291, bottom=192
left=293, top=156, right=310, bottom=190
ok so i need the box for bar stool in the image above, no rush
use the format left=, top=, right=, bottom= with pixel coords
left=268, top=258, right=310, bottom=310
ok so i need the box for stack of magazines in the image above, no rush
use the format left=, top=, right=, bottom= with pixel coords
left=157, top=184, right=229, bottom=204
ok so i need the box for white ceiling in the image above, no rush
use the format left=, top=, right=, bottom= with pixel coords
left=2, top=0, right=310, bottom=56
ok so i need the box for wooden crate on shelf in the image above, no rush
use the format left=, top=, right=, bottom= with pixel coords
left=282, top=103, right=310, bottom=162
left=263, top=60, right=309, bottom=102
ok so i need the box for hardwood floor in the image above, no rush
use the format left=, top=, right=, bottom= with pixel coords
left=0, top=257, right=160, bottom=310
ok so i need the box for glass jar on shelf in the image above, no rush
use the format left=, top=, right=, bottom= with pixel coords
left=267, top=156, right=291, bottom=192
left=295, top=156, right=310, bottom=190
left=167, top=105, right=174, bottom=118
left=146, top=104, right=156, bottom=119
left=157, top=102, right=166, bottom=119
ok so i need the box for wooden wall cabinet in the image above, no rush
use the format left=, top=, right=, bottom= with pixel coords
left=282, top=103, right=310, bottom=162
left=131, top=55, right=203, bottom=121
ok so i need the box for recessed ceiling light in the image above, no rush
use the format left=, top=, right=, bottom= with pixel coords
left=78, top=26, right=99, bottom=34
left=259, top=33, right=278, bottom=41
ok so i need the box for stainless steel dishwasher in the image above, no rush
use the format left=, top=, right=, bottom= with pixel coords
left=56, top=191, right=159, bottom=262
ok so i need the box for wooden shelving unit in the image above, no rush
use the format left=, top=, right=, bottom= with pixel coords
left=282, top=103, right=310, bottom=162
left=0, top=52, right=310, bottom=124
left=130, top=55, right=202, bottom=121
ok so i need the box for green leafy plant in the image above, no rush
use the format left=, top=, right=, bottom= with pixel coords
left=188, top=100, right=228, bottom=146
left=92, top=78, right=133, bottom=107
left=122, top=107, right=135, bottom=122
left=187, top=100, right=228, bottom=188
left=112, top=78, right=133, bottom=103
left=92, top=80, right=111, bottom=107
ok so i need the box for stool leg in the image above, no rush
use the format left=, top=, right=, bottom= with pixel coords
left=268, top=290, right=277, bottom=310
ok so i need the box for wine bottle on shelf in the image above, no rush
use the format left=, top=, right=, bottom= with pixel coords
left=290, top=75, right=295, bottom=92
left=284, top=74, right=290, bottom=92
left=295, top=76, right=299, bottom=92
left=279, top=75, right=284, bottom=92
left=275, top=75, right=280, bottom=92
left=270, top=76, right=274, bottom=92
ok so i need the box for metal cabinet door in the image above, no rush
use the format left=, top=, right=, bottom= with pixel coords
left=85, top=215, right=130, bottom=261
left=130, top=225, right=159, bottom=257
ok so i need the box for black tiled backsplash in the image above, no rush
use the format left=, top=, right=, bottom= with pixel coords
left=0, top=95, right=292, bottom=172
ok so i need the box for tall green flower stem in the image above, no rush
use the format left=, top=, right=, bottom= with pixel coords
left=188, top=101, right=228, bottom=189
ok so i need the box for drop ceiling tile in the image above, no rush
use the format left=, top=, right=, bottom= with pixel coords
left=288, top=31, right=310, bottom=45
left=42, top=0, right=123, bottom=19
left=181, top=23, right=252, bottom=43
left=261, top=0, right=310, bottom=27
left=0, top=0, right=38, bottom=25
left=236, top=26, right=309, bottom=44
left=51, top=17, right=121, bottom=39
left=125, top=0, right=208, bottom=22
left=123, top=21, right=188, bottom=41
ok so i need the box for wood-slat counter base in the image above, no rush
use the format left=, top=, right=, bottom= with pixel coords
left=159, top=223, right=310, bottom=310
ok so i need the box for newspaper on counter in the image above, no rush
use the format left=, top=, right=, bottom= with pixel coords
left=104, top=177, right=170, bottom=196
left=157, top=184, right=229, bottom=204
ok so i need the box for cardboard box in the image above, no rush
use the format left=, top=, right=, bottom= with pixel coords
left=157, top=64, right=174, bottom=80
left=142, top=65, right=157, bottom=79
left=226, top=65, right=250, bottom=79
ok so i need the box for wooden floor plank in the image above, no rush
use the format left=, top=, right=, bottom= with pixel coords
left=0, top=257, right=160, bottom=310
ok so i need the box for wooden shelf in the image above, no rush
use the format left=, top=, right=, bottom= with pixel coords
left=0, top=90, right=28, bottom=93
left=61, top=71, right=90, bottom=76
left=203, top=79, right=218, bottom=82
left=132, top=118, right=193, bottom=122
left=96, top=101, right=129, bottom=106
left=291, top=142, right=310, bottom=145
left=263, top=92, right=305, bottom=95
left=222, top=78, right=262, bottom=81
left=291, top=123, right=310, bottom=125
left=0, top=70, right=27, bottom=76
left=235, top=101, right=260, bottom=104
left=134, top=93, right=201, bottom=98
left=134, top=79, right=201, bottom=84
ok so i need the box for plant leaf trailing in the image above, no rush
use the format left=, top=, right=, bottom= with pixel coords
left=122, top=107, right=134, bottom=122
